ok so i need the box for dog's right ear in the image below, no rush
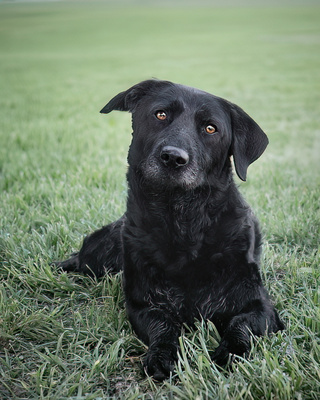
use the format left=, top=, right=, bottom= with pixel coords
left=100, top=79, right=172, bottom=114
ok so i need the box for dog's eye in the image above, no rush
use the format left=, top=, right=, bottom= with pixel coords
left=205, top=125, right=217, bottom=134
left=155, top=111, right=167, bottom=121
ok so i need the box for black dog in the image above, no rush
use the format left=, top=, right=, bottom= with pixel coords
left=57, top=80, right=284, bottom=380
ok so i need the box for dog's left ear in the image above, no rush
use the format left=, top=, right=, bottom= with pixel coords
left=100, top=79, right=172, bottom=114
left=230, top=104, right=269, bottom=181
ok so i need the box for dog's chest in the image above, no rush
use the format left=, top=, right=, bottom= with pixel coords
left=124, top=191, right=255, bottom=321
left=145, top=265, right=237, bottom=325
left=128, top=203, right=213, bottom=266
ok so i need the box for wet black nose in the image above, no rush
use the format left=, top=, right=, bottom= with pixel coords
left=160, top=146, right=189, bottom=168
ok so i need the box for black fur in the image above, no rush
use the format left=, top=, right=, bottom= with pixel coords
left=56, top=80, right=284, bottom=381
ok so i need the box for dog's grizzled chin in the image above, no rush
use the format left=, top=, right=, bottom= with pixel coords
left=140, top=156, right=203, bottom=190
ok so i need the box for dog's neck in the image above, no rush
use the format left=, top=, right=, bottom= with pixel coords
left=124, top=165, right=244, bottom=268
left=126, top=166, right=237, bottom=230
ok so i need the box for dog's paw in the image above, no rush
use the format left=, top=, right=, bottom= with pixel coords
left=52, top=253, right=80, bottom=273
left=143, top=345, right=177, bottom=381
left=210, top=341, right=232, bottom=367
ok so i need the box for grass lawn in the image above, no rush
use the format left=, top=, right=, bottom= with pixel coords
left=0, top=1, right=319, bottom=398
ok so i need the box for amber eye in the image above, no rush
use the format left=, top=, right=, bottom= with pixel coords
left=205, top=124, right=217, bottom=134
left=156, top=111, right=167, bottom=120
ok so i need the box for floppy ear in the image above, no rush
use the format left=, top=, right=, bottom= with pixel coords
left=100, top=79, right=172, bottom=114
left=230, top=104, right=269, bottom=181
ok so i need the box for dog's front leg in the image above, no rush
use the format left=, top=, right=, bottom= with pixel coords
left=211, top=301, right=284, bottom=366
left=127, top=304, right=181, bottom=381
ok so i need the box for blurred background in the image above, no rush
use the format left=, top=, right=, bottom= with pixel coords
left=1, top=0, right=319, bottom=231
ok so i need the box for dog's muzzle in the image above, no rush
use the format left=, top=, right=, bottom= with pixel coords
left=140, top=144, right=200, bottom=189
left=160, top=146, right=189, bottom=169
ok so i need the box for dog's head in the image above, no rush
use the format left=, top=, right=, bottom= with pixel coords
left=101, top=80, right=268, bottom=189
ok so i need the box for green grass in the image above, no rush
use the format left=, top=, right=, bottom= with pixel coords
left=0, top=1, right=319, bottom=398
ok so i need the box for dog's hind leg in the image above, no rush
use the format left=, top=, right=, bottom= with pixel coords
left=54, top=252, right=80, bottom=273
left=54, top=215, right=126, bottom=278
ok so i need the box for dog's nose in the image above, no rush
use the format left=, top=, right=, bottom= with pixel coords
left=160, top=146, right=189, bottom=168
